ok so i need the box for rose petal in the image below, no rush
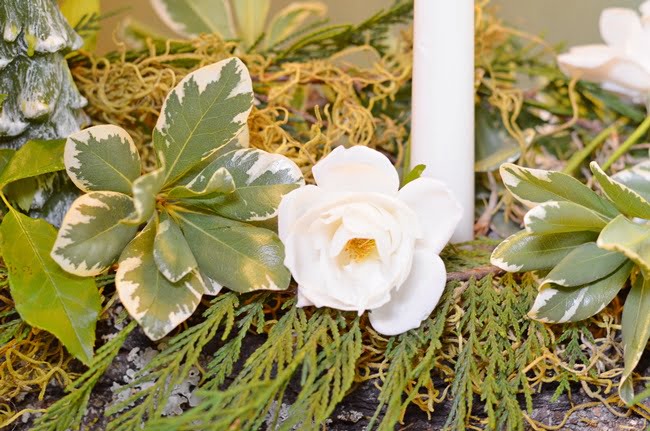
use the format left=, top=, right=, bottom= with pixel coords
left=278, top=185, right=325, bottom=242
left=312, top=146, right=400, bottom=195
left=557, top=45, right=616, bottom=75
left=606, top=58, right=650, bottom=92
left=600, top=8, right=642, bottom=49
left=369, top=250, right=446, bottom=336
left=398, top=178, right=462, bottom=254
left=601, top=80, right=644, bottom=101
left=623, top=26, right=650, bottom=74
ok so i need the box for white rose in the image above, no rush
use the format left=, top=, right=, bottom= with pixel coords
left=557, top=0, right=650, bottom=104
left=278, top=146, right=462, bottom=336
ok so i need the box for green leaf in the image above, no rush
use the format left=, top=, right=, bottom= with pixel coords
left=176, top=211, right=290, bottom=293
left=150, top=0, right=235, bottom=38
left=542, top=242, right=628, bottom=287
left=499, top=163, right=617, bottom=217
left=0, top=139, right=65, bottom=187
left=232, top=0, right=270, bottom=47
left=597, top=215, right=650, bottom=275
left=117, top=222, right=203, bottom=341
left=402, top=164, right=425, bottom=187
left=122, top=167, right=164, bottom=225
left=524, top=201, right=609, bottom=234
left=265, top=2, right=327, bottom=48
left=154, top=212, right=197, bottom=283
left=52, top=192, right=138, bottom=276
left=528, top=260, right=632, bottom=324
left=490, top=230, right=598, bottom=272
left=620, top=275, right=650, bottom=404
left=474, top=105, right=520, bottom=173
left=186, top=149, right=304, bottom=224
left=2, top=209, right=100, bottom=365
left=64, top=125, right=141, bottom=195
left=153, top=58, right=253, bottom=187
left=167, top=166, right=235, bottom=199
left=591, top=161, right=650, bottom=219
left=611, top=160, right=650, bottom=203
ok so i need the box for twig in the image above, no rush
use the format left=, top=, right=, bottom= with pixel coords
left=446, top=265, right=505, bottom=282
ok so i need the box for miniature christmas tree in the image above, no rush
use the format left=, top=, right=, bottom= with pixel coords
left=0, top=0, right=88, bottom=149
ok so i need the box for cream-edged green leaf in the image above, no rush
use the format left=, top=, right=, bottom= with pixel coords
left=499, top=163, right=617, bottom=217
left=524, top=201, right=609, bottom=234
left=232, top=0, right=270, bottom=47
left=52, top=192, right=138, bottom=276
left=0, top=139, right=65, bottom=188
left=591, top=161, right=650, bottom=219
left=150, top=0, right=235, bottom=38
left=167, top=166, right=235, bottom=199
left=2, top=209, right=100, bottom=365
left=117, top=222, right=203, bottom=341
left=153, top=58, right=253, bottom=187
left=529, top=260, right=632, bottom=324
left=612, top=160, right=650, bottom=203
left=620, top=275, right=650, bottom=404
left=154, top=212, right=197, bottom=283
left=122, top=167, right=164, bottom=225
left=65, top=125, right=141, bottom=194
left=177, top=211, right=290, bottom=293
left=541, top=242, right=628, bottom=287
left=188, top=149, right=304, bottom=224
left=490, top=230, right=598, bottom=273
left=265, top=1, right=327, bottom=48
left=199, top=271, right=223, bottom=296
left=598, top=215, right=650, bottom=275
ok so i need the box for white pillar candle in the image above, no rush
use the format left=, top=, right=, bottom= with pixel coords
left=411, top=0, right=475, bottom=242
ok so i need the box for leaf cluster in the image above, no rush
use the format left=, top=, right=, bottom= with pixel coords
left=491, top=160, right=650, bottom=403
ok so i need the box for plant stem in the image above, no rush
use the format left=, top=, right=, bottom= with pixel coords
left=563, top=120, right=624, bottom=175
left=602, top=115, right=650, bottom=170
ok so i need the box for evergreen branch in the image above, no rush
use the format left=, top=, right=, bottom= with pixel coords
left=106, top=293, right=239, bottom=431
left=31, top=320, right=137, bottom=431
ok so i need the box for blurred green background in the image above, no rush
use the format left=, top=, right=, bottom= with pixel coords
left=95, top=0, right=643, bottom=52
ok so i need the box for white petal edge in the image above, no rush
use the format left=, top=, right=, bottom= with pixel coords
left=398, top=177, right=462, bottom=254
left=369, top=250, right=446, bottom=336
left=312, top=146, right=400, bottom=195
left=599, top=7, right=642, bottom=49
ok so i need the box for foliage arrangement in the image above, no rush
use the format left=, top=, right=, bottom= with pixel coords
left=3, top=0, right=650, bottom=430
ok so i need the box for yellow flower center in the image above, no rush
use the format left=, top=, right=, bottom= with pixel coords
left=344, top=238, right=377, bottom=262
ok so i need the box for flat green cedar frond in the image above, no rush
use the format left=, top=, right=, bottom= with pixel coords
left=31, top=320, right=137, bottom=431
left=106, top=293, right=239, bottom=431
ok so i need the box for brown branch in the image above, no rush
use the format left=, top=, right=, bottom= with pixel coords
left=446, top=265, right=505, bottom=282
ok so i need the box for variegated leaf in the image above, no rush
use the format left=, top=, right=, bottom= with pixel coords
left=232, top=0, right=270, bottom=47
left=177, top=211, right=290, bottom=293
left=122, top=167, right=164, bottom=225
left=154, top=212, right=198, bottom=283
left=541, top=242, right=628, bottom=287
left=150, top=0, right=235, bottom=38
left=524, top=201, right=609, bottom=234
left=612, top=160, right=650, bottom=203
left=490, top=230, right=598, bottom=273
left=598, top=215, right=650, bottom=274
left=529, top=260, right=632, bottom=323
left=620, top=275, right=650, bottom=404
left=153, top=58, right=253, bottom=187
left=265, top=1, right=327, bottom=48
left=2, top=209, right=101, bottom=365
left=167, top=166, right=235, bottom=199
left=65, top=125, right=141, bottom=195
left=199, top=271, right=223, bottom=296
left=591, top=161, right=650, bottom=219
left=117, top=222, right=203, bottom=341
left=187, top=149, right=304, bottom=224
left=499, top=163, right=617, bottom=217
left=52, top=192, right=138, bottom=276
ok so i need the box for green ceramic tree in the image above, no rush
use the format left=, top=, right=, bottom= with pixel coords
left=0, top=0, right=88, bottom=149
